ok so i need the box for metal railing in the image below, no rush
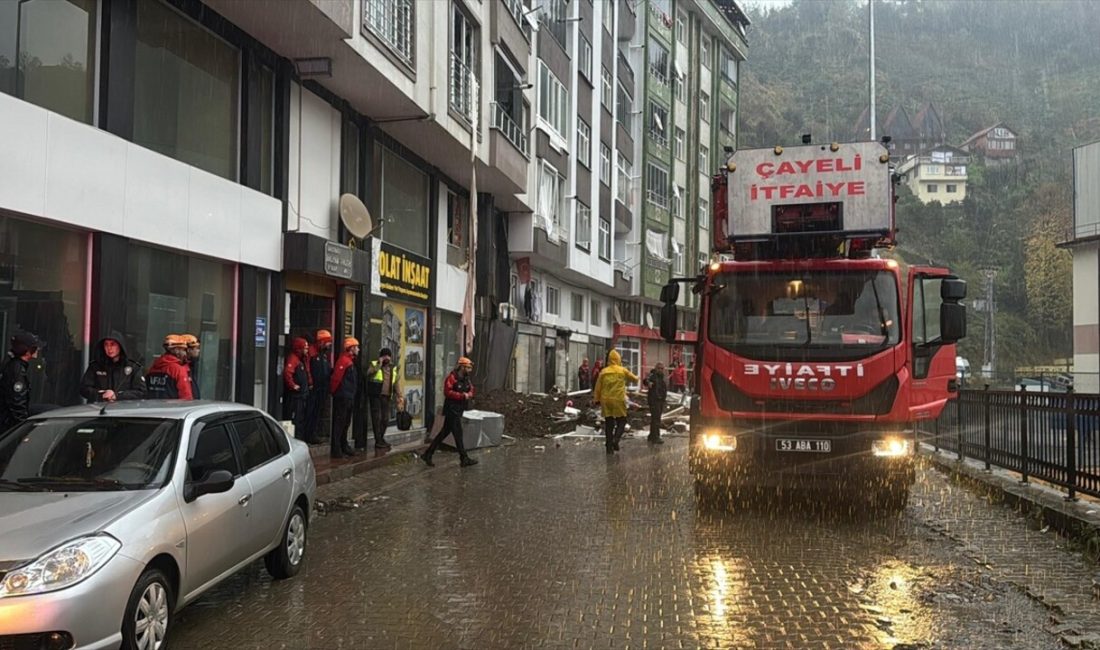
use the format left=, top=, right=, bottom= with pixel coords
left=649, top=63, right=669, bottom=87
left=920, top=388, right=1100, bottom=500
left=363, top=0, right=414, bottom=66
left=491, top=103, right=527, bottom=154
left=450, top=53, right=474, bottom=122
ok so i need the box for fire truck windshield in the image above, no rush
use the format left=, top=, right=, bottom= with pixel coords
left=707, top=270, right=900, bottom=360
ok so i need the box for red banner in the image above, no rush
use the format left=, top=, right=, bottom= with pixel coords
left=516, top=257, right=531, bottom=285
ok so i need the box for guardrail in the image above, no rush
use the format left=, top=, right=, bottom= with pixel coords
left=920, top=388, right=1100, bottom=500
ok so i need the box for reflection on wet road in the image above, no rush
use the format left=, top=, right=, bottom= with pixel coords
left=173, top=438, right=1064, bottom=649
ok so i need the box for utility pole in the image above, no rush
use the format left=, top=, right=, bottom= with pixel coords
left=868, top=0, right=877, bottom=141
left=981, top=268, right=998, bottom=378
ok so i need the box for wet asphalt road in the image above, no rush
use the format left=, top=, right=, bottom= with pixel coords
left=171, top=437, right=1071, bottom=649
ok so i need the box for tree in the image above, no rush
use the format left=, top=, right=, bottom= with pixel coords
left=1023, top=184, right=1073, bottom=356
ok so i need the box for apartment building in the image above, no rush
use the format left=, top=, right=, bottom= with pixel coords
left=0, top=0, right=530, bottom=443
left=614, top=0, right=749, bottom=384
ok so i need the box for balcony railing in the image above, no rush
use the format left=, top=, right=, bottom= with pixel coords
left=646, top=189, right=670, bottom=209
left=649, top=128, right=668, bottom=148
left=649, top=64, right=669, bottom=87
left=450, top=53, right=475, bottom=123
left=363, top=0, right=414, bottom=66
left=615, top=260, right=634, bottom=280
left=491, top=103, right=528, bottom=154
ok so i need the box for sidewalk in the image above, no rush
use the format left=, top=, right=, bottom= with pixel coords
left=308, top=438, right=428, bottom=487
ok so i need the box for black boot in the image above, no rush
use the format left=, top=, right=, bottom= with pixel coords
left=375, top=437, right=392, bottom=449
left=460, top=456, right=478, bottom=467
left=420, top=453, right=434, bottom=467
left=342, top=446, right=358, bottom=457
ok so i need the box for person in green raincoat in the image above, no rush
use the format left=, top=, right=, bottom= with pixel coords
left=593, top=350, right=639, bottom=454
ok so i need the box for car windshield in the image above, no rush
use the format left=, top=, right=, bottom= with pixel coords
left=0, top=417, right=180, bottom=492
left=708, top=270, right=900, bottom=360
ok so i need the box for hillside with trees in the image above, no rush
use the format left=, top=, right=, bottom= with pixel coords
left=739, top=0, right=1100, bottom=374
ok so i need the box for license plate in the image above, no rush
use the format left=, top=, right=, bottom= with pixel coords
left=776, top=438, right=832, bottom=453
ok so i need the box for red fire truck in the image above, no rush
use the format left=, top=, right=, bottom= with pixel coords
left=659, top=141, right=967, bottom=509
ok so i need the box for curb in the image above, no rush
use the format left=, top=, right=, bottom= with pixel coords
left=921, top=444, right=1100, bottom=562
left=314, top=442, right=429, bottom=486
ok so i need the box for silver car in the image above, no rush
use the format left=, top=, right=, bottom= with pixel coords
left=0, top=401, right=316, bottom=650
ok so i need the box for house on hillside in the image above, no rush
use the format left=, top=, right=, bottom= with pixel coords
left=961, top=123, right=1019, bottom=166
left=895, top=144, right=970, bottom=205
left=851, top=102, right=948, bottom=160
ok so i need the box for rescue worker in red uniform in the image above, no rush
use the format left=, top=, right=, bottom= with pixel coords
left=329, top=337, right=360, bottom=459
left=421, top=357, right=478, bottom=468
left=305, top=329, right=334, bottom=444
left=283, top=337, right=311, bottom=439
left=146, top=335, right=193, bottom=400
left=180, top=334, right=202, bottom=400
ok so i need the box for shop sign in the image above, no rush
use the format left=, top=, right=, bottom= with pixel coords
left=373, top=241, right=432, bottom=305
left=324, top=241, right=354, bottom=280
left=255, top=317, right=267, bottom=347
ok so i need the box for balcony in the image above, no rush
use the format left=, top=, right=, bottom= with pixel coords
left=492, top=0, right=532, bottom=64
left=450, top=53, right=476, bottom=125
left=487, top=103, right=529, bottom=194
left=363, top=0, right=414, bottom=67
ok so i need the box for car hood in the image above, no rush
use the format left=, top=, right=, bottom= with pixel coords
left=0, top=490, right=158, bottom=563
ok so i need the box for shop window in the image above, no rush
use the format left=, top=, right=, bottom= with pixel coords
left=378, top=145, right=430, bottom=256
left=0, top=217, right=87, bottom=407
left=0, top=0, right=98, bottom=124
left=447, top=191, right=469, bottom=266
left=124, top=245, right=236, bottom=401
left=571, top=293, right=584, bottom=322
left=133, top=0, right=240, bottom=180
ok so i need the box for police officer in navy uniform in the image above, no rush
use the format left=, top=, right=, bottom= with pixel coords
left=0, top=332, right=41, bottom=431
left=79, top=335, right=147, bottom=403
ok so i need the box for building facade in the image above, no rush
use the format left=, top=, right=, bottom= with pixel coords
left=1067, top=140, right=1100, bottom=392
left=895, top=145, right=970, bottom=205
left=961, top=123, right=1020, bottom=166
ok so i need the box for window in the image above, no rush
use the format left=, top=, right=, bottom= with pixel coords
left=700, top=35, right=710, bottom=69
left=134, top=0, right=240, bottom=180
left=579, top=34, right=592, bottom=81
left=720, top=47, right=738, bottom=83
left=576, top=202, right=592, bottom=251
left=697, top=251, right=708, bottom=270
left=616, top=152, right=631, bottom=204
left=577, top=119, right=591, bottom=168
left=616, top=82, right=632, bottom=130
left=927, top=184, right=939, bottom=193
left=495, top=53, right=528, bottom=152
left=676, top=10, right=687, bottom=44
left=618, top=339, right=641, bottom=388
left=719, top=102, right=736, bottom=137
left=191, top=424, right=239, bottom=479
left=450, top=4, right=477, bottom=121
left=699, top=144, right=709, bottom=173
left=377, top=145, right=431, bottom=255
left=571, top=293, right=585, bottom=322
left=546, top=285, right=560, bottom=316
left=946, top=184, right=958, bottom=193
left=599, top=215, right=612, bottom=261
left=674, top=128, right=686, bottom=160
left=674, top=75, right=685, bottom=103
left=447, top=191, right=469, bottom=264
left=649, top=101, right=669, bottom=146
left=649, top=42, right=670, bottom=86
left=537, top=161, right=565, bottom=239
left=646, top=162, right=670, bottom=208
left=601, top=67, right=612, bottom=109
left=674, top=247, right=685, bottom=274
left=538, top=61, right=569, bottom=138
left=700, top=91, right=710, bottom=122
left=674, top=186, right=686, bottom=219
left=591, top=299, right=602, bottom=326
left=600, top=143, right=612, bottom=186
left=602, top=0, right=614, bottom=34
left=235, top=418, right=281, bottom=472
left=0, top=0, right=98, bottom=123
left=541, top=0, right=568, bottom=48
left=363, top=0, right=415, bottom=66
left=699, top=195, right=709, bottom=225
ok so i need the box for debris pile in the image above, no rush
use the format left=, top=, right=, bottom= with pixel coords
left=474, top=387, right=691, bottom=438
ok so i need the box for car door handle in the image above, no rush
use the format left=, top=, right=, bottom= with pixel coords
left=282, top=468, right=292, bottom=480
left=238, top=494, right=251, bottom=507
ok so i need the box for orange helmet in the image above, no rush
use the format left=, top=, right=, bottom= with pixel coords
left=179, top=334, right=200, bottom=349
left=163, top=334, right=187, bottom=349
left=344, top=337, right=360, bottom=348
left=458, top=356, right=473, bottom=368
left=316, top=329, right=333, bottom=344
left=291, top=337, right=309, bottom=353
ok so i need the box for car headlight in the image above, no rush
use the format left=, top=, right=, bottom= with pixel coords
left=871, top=437, right=912, bottom=458
left=702, top=432, right=737, bottom=452
left=0, top=535, right=121, bottom=598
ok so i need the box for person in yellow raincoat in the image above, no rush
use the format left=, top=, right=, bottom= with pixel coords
left=593, top=350, right=639, bottom=454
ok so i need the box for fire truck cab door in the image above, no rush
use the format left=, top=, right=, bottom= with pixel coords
left=907, top=267, right=961, bottom=418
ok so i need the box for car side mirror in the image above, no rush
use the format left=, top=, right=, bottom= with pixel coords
left=184, top=469, right=235, bottom=502
left=940, top=303, right=967, bottom=344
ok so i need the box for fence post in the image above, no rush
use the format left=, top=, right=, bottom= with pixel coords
left=956, top=390, right=964, bottom=462
left=1066, top=387, right=1077, bottom=501
left=934, top=415, right=940, bottom=453
left=983, top=384, right=992, bottom=471
left=1019, top=385, right=1029, bottom=484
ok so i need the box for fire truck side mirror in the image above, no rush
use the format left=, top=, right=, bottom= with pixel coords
left=660, top=303, right=678, bottom=343
left=940, top=303, right=967, bottom=344
left=940, top=278, right=967, bottom=301
left=660, top=283, right=681, bottom=304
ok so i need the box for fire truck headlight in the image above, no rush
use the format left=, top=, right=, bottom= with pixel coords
left=702, top=433, right=737, bottom=452
left=872, top=437, right=912, bottom=457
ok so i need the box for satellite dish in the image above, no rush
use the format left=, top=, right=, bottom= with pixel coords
left=645, top=312, right=655, bottom=330
left=339, top=193, right=373, bottom=240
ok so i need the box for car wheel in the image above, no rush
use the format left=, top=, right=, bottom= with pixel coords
left=121, top=568, right=174, bottom=650
left=265, top=504, right=307, bottom=579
